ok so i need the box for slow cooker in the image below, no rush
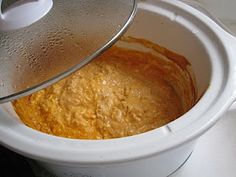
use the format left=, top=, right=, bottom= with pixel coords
left=1, top=0, right=236, bottom=177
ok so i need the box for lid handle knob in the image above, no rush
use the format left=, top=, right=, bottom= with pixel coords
left=0, top=0, right=53, bottom=31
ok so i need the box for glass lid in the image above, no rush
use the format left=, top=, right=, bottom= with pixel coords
left=0, top=0, right=137, bottom=103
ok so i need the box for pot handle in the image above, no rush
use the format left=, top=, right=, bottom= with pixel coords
left=0, top=0, right=53, bottom=31
left=226, top=34, right=236, bottom=114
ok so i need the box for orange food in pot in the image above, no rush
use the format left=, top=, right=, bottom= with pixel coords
left=13, top=37, right=196, bottom=139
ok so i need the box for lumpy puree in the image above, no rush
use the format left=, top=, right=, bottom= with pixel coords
left=13, top=37, right=196, bottom=139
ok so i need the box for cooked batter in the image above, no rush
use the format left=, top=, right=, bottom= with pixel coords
left=13, top=37, right=196, bottom=139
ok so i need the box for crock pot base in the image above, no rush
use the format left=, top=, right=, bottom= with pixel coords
left=26, top=152, right=193, bottom=177
left=167, top=152, right=193, bottom=177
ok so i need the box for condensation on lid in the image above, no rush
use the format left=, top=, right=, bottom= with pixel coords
left=0, top=0, right=137, bottom=103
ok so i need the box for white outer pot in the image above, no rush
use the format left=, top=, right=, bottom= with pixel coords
left=1, top=0, right=236, bottom=177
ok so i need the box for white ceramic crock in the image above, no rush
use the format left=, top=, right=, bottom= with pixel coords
left=1, top=0, right=236, bottom=177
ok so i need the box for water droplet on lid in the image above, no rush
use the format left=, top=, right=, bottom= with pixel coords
left=0, top=82, right=5, bottom=87
left=16, top=64, right=22, bottom=69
